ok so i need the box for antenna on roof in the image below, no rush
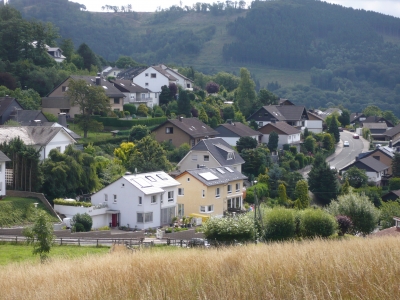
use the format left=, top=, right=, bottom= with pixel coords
left=135, top=168, right=137, bottom=176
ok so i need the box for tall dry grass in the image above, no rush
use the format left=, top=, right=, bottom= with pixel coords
left=0, top=236, right=399, bottom=300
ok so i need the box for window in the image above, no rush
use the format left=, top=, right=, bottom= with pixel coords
left=113, top=194, right=117, bottom=203
left=0, top=164, right=2, bottom=172
left=227, top=152, right=234, bottom=160
left=168, top=191, right=174, bottom=202
left=187, top=83, right=191, bottom=88
left=0, top=182, right=2, bottom=191
left=178, top=204, right=184, bottom=217
left=141, top=93, right=146, bottom=99
left=151, top=195, right=157, bottom=204
left=151, top=73, right=156, bottom=78
left=114, top=98, right=120, bottom=104
left=145, top=73, right=149, bottom=76
left=204, top=155, right=209, bottom=162
left=178, top=188, right=184, bottom=196
left=187, top=177, right=190, bottom=182
left=146, top=176, right=156, bottom=182
left=202, top=190, right=205, bottom=198
left=200, top=206, right=206, bottom=213
left=208, top=205, right=214, bottom=212
left=215, top=187, right=220, bottom=198
left=137, top=212, right=153, bottom=223
left=166, top=127, right=174, bottom=134
left=145, top=83, right=149, bottom=86
left=192, top=155, right=198, bottom=161
left=62, top=86, right=68, bottom=92
left=104, top=194, right=108, bottom=202
left=258, top=122, right=263, bottom=127
left=236, top=183, right=240, bottom=192
left=138, top=196, right=142, bottom=205
left=155, top=93, right=158, bottom=98
left=227, top=184, right=232, bottom=194
left=56, top=147, right=61, bottom=152
left=200, top=205, right=213, bottom=213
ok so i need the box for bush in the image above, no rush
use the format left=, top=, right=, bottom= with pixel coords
left=336, top=215, right=353, bottom=236
left=379, top=201, right=400, bottom=229
left=90, top=115, right=167, bottom=128
left=53, top=199, right=92, bottom=207
left=74, top=223, right=85, bottom=232
left=264, top=207, right=296, bottom=241
left=388, top=178, right=400, bottom=191
left=300, top=209, right=337, bottom=238
left=123, top=104, right=137, bottom=115
left=129, top=125, right=150, bottom=141
left=203, top=215, right=256, bottom=243
left=245, top=183, right=269, bottom=204
left=72, top=213, right=93, bottom=232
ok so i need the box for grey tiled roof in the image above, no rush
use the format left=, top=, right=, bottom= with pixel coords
left=215, top=122, right=260, bottom=137
left=363, top=123, right=387, bottom=130
left=185, top=167, right=247, bottom=187
left=0, top=151, right=10, bottom=162
left=0, top=97, right=20, bottom=116
left=152, top=66, right=178, bottom=81
left=162, top=118, right=219, bottom=138
left=111, top=80, right=149, bottom=93
left=385, top=123, right=400, bottom=138
left=277, top=105, right=307, bottom=121
left=13, top=110, right=47, bottom=125
left=70, top=76, right=126, bottom=98
left=259, top=121, right=300, bottom=135
left=341, top=156, right=389, bottom=172
left=191, top=138, right=245, bottom=166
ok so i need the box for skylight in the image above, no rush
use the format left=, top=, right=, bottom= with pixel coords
left=216, top=168, right=225, bottom=174
left=225, top=167, right=234, bottom=173
left=199, top=172, right=219, bottom=181
left=156, top=173, right=168, bottom=180
left=103, top=86, right=108, bottom=89
left=131, top=178, right=152, bottom=188
left=145, top=176, right=156, bottom=182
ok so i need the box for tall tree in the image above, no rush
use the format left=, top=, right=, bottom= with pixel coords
left=177, top=89, right=191, bottom=117
left=59, top=38, right=74, bottom=62
left=236, top=136, right=258, bottom=153
left=294, top=180, right=310, bottom=209
left=257, top=89, right=279, bottom=106
left=338, top=109, right=350, bottom=127
left=66, top=79, right=111, bottom=138
left=267, top=131, right=279, bottom=152
left=343, top=166, right=368, bottom=188
left=392, top=153, right=400, bottom=177
left=159, top=85, right=172, bottom=106
left=236, top=68, right=256, bottom=117
left=328, top=115, right=340, bottom=143
left=77, top=43, right=99, bottom=71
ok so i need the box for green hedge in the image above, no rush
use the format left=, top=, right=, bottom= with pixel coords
left=91, top=115, right=167, bottom=128
left=54, top=199, right=92, bottom=207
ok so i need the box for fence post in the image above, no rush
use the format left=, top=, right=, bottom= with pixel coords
left=78, top=238, right=80, bottom=246
left=180, top=240, right=183, bottom=247
left=15, top=236, right=17, bottom=243
left=97, top=239, right=99, bottom=247
left=60, top=238, right=62, bottom=246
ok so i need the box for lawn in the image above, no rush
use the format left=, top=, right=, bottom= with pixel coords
left=0, top=243, right=109, bottom=265
left=0, top=197, right=59, bottom=227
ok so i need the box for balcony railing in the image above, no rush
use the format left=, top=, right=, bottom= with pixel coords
left=129, top=98, right=153, bottom=103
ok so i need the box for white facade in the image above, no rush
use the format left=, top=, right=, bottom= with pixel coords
left=54, top=203, right=110, bottom=229
left=261, top=133, right=301, bottom=149
left=35, top=129, right=76, bottom=160
left=90, top=172, right=180, bottom=230
left=0, top=161, right=6, bottom=197
left=162, top=67, right=193, bottom=91
left=219, top=135, right=258, bottom=147
left=124, top=91, right=159, bottom=107
left=133, top=67, right=170, bottom=93
left=178, top=150, right=242, bottom=173
left=304, top=120, right=323, bottom=133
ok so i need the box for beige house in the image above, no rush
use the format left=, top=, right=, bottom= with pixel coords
left=175, top=167, right=247, bottom=218
left=42, top=75, right=125, bottom=118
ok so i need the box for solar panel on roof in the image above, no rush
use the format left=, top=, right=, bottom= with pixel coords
left=216, top=168, right=225, bottom=174
left=225, top=167, right=234, bottom=173
left=198, top=172, right=219, bottom=181
left=131, top=178, right=152, bottom=188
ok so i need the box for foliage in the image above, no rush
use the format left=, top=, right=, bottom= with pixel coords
left=22, top=211, right=55, bottom=262
left=129, top=125, right=150, bottom=142
left=343, top=167, right=368, bottom=188
left=236, top=68, right=256, bottom=117
left=77, top=43, right=100, bottom=71
left=328, top=192, right=380, bottom=236
left=206, top=81, right=219, bottom=94
left=341, top=179, right=350, bottom=195
left=263, top=207, right=295, bottom=241
left=328, top=116, right=340, bottom=143
left=202, top=214, right=256, bottom=243
left=245, top=183, right=269, bottom=204
left=241, top=146, right=270, bottom=178
left=53, top=199, right=92, bottom=207
left=304, top=136, right=316, bottom=154
left=136, top=104, right=148, bottom=117
left=0, top=86, right=42, bottom=110
left=72, top=213, right=92, bottom=232
left=43, top=112, right=57, bottom=122
left=115, top=55, right=140, bottom=68
left=389, top=178, right=400, bottom=191
left=236, top=136, right=258, bottom=153
left=257, top=89, right=279, bottom=106
left=322, top=133, right=335, bottom=151
left=114, top=142, right=136, bottom=167
left=166, top=143, right=190, bottom=163
left=336, top=215, right=353, bottom=236
left=267, top=131, right=279, bottom=152
left=392, top=153, right=400, bottom=178
left=299, top=209, right=337, bottom=238
left=177, top=89, right=191, bottom=117
left=90, top=115, right=167, bottom=128
left=123, top=104, right=137, bottom=115
left=338, top=109, right=350, bottom=127
left=379, top=201, right=400, bottom=229
left=294, top=180, right=310, bottom=209
left=278, top=184, right=288, bottom=206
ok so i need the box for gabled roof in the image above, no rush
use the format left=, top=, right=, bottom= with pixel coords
left=151, top=66, right=178, bottom=81
left=279, top=99, right=295, bottom=106
left=0, top=151, right=10, bottom=162
left=259, top=121, right=301, bottom=135
left=123, top=171, right=180, bottom=195
left=215, top=122, right=260, bottom=137
left=307, top=111, right=324, bottom=121
left=12, top=110, right=47, bottom=125
left=153, top=118, right=219, bottom=139
left=0, top=97, right=23, bottom=116
left=247, top=104, right=308, bottom=122
left=177, top=167, right=247, bottom=187
left=361, top=116, right=394, bottom=127
left=70, top=76, right=125, bottom=98
left=110, top=79, right=149, bottom=93
left=350, top=113, right=365, bottom=123
left=189, top=137, right=245, bottom=166
left=383, top=189, right=400, bottom=199
left=363, top=123, right=388, bottom=130
left=163, top=66, right=194, bottom=83
left=0, top=126, right=76, bottom=146
left=117, top=67, right=147, bottom=80
left=385, top=123, right=400, bottom=138
left=341, top=156, right=389, bottom=173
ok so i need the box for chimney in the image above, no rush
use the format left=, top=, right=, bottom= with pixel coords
left=356, top=112, right=358, bottom=116
left=33, top=120, right=42, bottom=126
left=96, top=73, right=101, bottom=86
left=389, top=140, right=393, bottom=148
left=179, top=116, right=183, bottom=122
left=227, top=119, right=233, bottom=124
left=58, top=113, right=67, bottom=127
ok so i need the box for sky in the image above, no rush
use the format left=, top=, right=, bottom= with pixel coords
left=72, top=0, right=400, bottom=18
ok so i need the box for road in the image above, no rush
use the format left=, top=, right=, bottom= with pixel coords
left=327, top=131, right=368, bottom=170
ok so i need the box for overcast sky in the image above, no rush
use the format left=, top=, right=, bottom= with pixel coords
left=73, top=0, right=400, bottom=18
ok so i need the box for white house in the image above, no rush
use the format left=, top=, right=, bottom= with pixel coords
left=0, top=151, right=11, bottom=197
left=340, top=157, right=390, bottom=186
left=214, top=121, right=261, bottom=146
left=0, top=126, right=76, bottom=160
left=258, top=122, right=302, bottom=150
left=111, top=79, right=159, bottom=107
left=90, top=172, right=180, bottom=229
left=158, top=64, right=194, bottom=91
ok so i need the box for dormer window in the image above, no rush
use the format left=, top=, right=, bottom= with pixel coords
left=227, top=152, right=234, bottom=160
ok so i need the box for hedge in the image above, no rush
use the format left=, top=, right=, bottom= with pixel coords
left=54, top=199, right=92, bottom=207
left=91, top=115, right=167, bottom=127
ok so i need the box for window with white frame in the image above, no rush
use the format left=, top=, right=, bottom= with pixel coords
left=204, top=155, right=209, bottom=162
left=227, top=184, right=232, bottom=194
left=208, top=205, right=214, bottom=212
left=200, top=206, right=206, bottom=213
left=200, top=205, right=213, bottom=213
left=191, top=155, right=197, bottom=161
left=168, top=191, right=174, bottom=202
left=137, top=212, right=153, bottom=223
left=215, top=187, right=220, bottom=198
left=166, top=127, right=174, bottom=134
left=151, top=73, right=156, bottom=78
left=113, top=194, right=117, bottom=203
left=236, top=183, right=240, bottom=192
left=178, top=188, right=184, bottom=196
left=104, top=194, right=108, bottom=202
left=138, top=196, right=142, bottom=205
left=227, top=152, right=234, bottom=160
left=202, top=190, right=205, bottom=198
left=151, top=195, right=157, bottom=204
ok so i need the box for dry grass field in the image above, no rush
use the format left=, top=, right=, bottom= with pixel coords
left=0, top=236, right=399, bottom=300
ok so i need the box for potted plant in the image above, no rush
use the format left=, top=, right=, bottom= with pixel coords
left=181, top=216, right=187, bottom=228
left=170, top=216, right=178, bottom=227
left=187, top=216, right=194, bottom=228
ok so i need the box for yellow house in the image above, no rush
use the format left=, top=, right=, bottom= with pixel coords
left=175, top=167, right=247, bottom=218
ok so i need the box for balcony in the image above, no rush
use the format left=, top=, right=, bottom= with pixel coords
left=129, top=98, right=153, bottom=103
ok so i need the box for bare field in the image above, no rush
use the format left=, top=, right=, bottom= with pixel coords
left=0, top=236, right=399, bottom=299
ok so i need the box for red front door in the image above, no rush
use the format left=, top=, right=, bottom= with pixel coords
left=112, top=214, right=118, bottom=227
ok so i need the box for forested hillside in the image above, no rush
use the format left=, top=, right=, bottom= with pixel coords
left=6, top=0, right=400, bottom=115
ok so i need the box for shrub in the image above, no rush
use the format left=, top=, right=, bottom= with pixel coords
left=336, top=215, right=353, bottom=236
left=123, top=104, right=137, bottom=115
left=53, top=199, right=92, bottom=207
left=245, top=183, right=269, bottom=204
left=98, top=226, right=110, bottom=231
left=388, top=178, right=400, bottom=191
left=300, top=209, right=337, bottom=238
left=90, top=115, right=167, bottom=127
left=129, top=125, right=150, bottom=141
left=379, top=201, right=400, bottom=229
left=72, top=213, right=93, bottom=232
left=74, top=223, right=85, bottom=232
left=289, top=146, right=297, bottom=155
left=203, top=215, right=256, bottom=243
left=263, top=207, right=296, bottom=241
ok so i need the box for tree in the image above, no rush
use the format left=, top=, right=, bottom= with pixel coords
left=169, top=83, right=178, bottom=98
left=294, top=180, right=310, bottom=209
left=379, top=201, right=400, bottom=229
left=392, top=153, right=400, bottom=177
left=338, top=109, right=350, bottom=127
left=241, top=146, right=270, bottom=177
left=198, top=106, right=208, bottom=124
left=336, top=215, right=353, bottom=236
left=328, top=192, right=380, bottom=236
left=129, top=136, right=171, bottom=172
left=245, top=182, right=269, bottom=203
left=267, top=131, right=279, bottom=152
left=236, top=136, right=257, bottom=153
left=304, top=136, right=316, bottom=153
left=343, top=167, right=368, bottom=188
left=59, top=38, right=74, bottom=62
left=342, top=179, right=350, bottom=195
left=308, top=153, right=340, bottom=204
left=363, top=105, right=382, bottom=117
left=236, top=68, right=257, bottom=117
left=278, top=183, right=288, bottom=206
left=382, top=110, right=399, bottom=126
left=328, top=115, right=340, bottom=143
left=77, top=43, right=99, bottom=71
left=322, top=133, right=335, bottom=151
left=123, top=104, right=137, bottom=115
left=129, top=125, right=150, bottom=142
left=177, top=89, right=191, bottom=117
left=222, top=106, right=235, bottom=121
left=257, top=89, right=279, bottom=106
left=66, top=79, right=110, bottom=138
left=136, top=104, right=148, bottom=117
left=22, top=211, right=55, bottom=263
left=115, top=55, right=139, bottom=68
left=114, top=142, right=136, bottom=167
left=159, top=85, right=172, bottom=106
left=206, top=81, right=219, bottom=94
left=389, top=177, right=400, bottom=191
